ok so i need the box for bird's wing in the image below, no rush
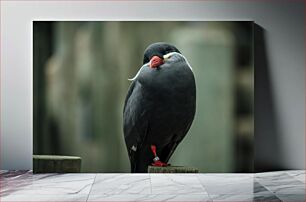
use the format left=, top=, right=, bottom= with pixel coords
left=123, top=80, right=136, bottom=113
left=159, top=109, right=195, bottom=163
left=123, top=80, right=149, bottom=172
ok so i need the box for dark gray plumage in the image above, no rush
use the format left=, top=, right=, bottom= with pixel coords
left=123, top=42, right=196, bottom=173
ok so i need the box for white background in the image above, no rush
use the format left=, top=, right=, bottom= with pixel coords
left=1, top=0, right=304, bottom=170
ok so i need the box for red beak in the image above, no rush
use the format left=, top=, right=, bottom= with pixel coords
left=149, top=56, right=164, bottom=68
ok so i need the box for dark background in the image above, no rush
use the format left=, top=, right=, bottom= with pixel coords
left=33, top=21, right=253, bottom=172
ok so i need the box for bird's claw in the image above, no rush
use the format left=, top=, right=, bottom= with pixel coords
left=151, top=161, right=169, bottom=167
left=150, top=145, right=170, bottom=167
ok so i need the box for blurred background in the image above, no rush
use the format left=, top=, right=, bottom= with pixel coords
left=34, top=21, right=253, bottom=173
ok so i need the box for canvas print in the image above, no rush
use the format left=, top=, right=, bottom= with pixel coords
left=33, top=21, right=254, bottom=173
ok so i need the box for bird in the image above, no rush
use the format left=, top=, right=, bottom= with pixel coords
left=123, top=42, right=196, bottom=173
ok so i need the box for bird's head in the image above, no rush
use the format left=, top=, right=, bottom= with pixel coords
left=143, top=42, right=181, bottom=69
left=128, top=42, right=192, bottom=81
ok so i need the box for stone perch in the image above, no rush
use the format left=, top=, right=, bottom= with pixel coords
left=33, top=155, right=81, bottom=173
left=148, top=165, right=199, bottom=173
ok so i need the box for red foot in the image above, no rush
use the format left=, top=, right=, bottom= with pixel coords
left=150, top=145, right=170, bottom=167
left=152, top=160, right=169, bottom=167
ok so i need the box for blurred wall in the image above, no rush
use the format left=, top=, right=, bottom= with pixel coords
left=33, top=22, right=252, bottom=172
left=1, top=0, right=304, bottom=171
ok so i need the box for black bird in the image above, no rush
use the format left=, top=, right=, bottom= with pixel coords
left=123, top=42, right=196, bottom=173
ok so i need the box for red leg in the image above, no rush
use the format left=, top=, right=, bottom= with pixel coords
left=150, top=145, right=169, bottom=167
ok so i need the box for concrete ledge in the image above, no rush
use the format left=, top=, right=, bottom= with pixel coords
left=148, top=165, right=199, bottom=173
left=33, top=155, right=81, bottom=173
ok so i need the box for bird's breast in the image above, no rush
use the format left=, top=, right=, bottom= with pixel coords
left=138, top=66, right=196, bottom=144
